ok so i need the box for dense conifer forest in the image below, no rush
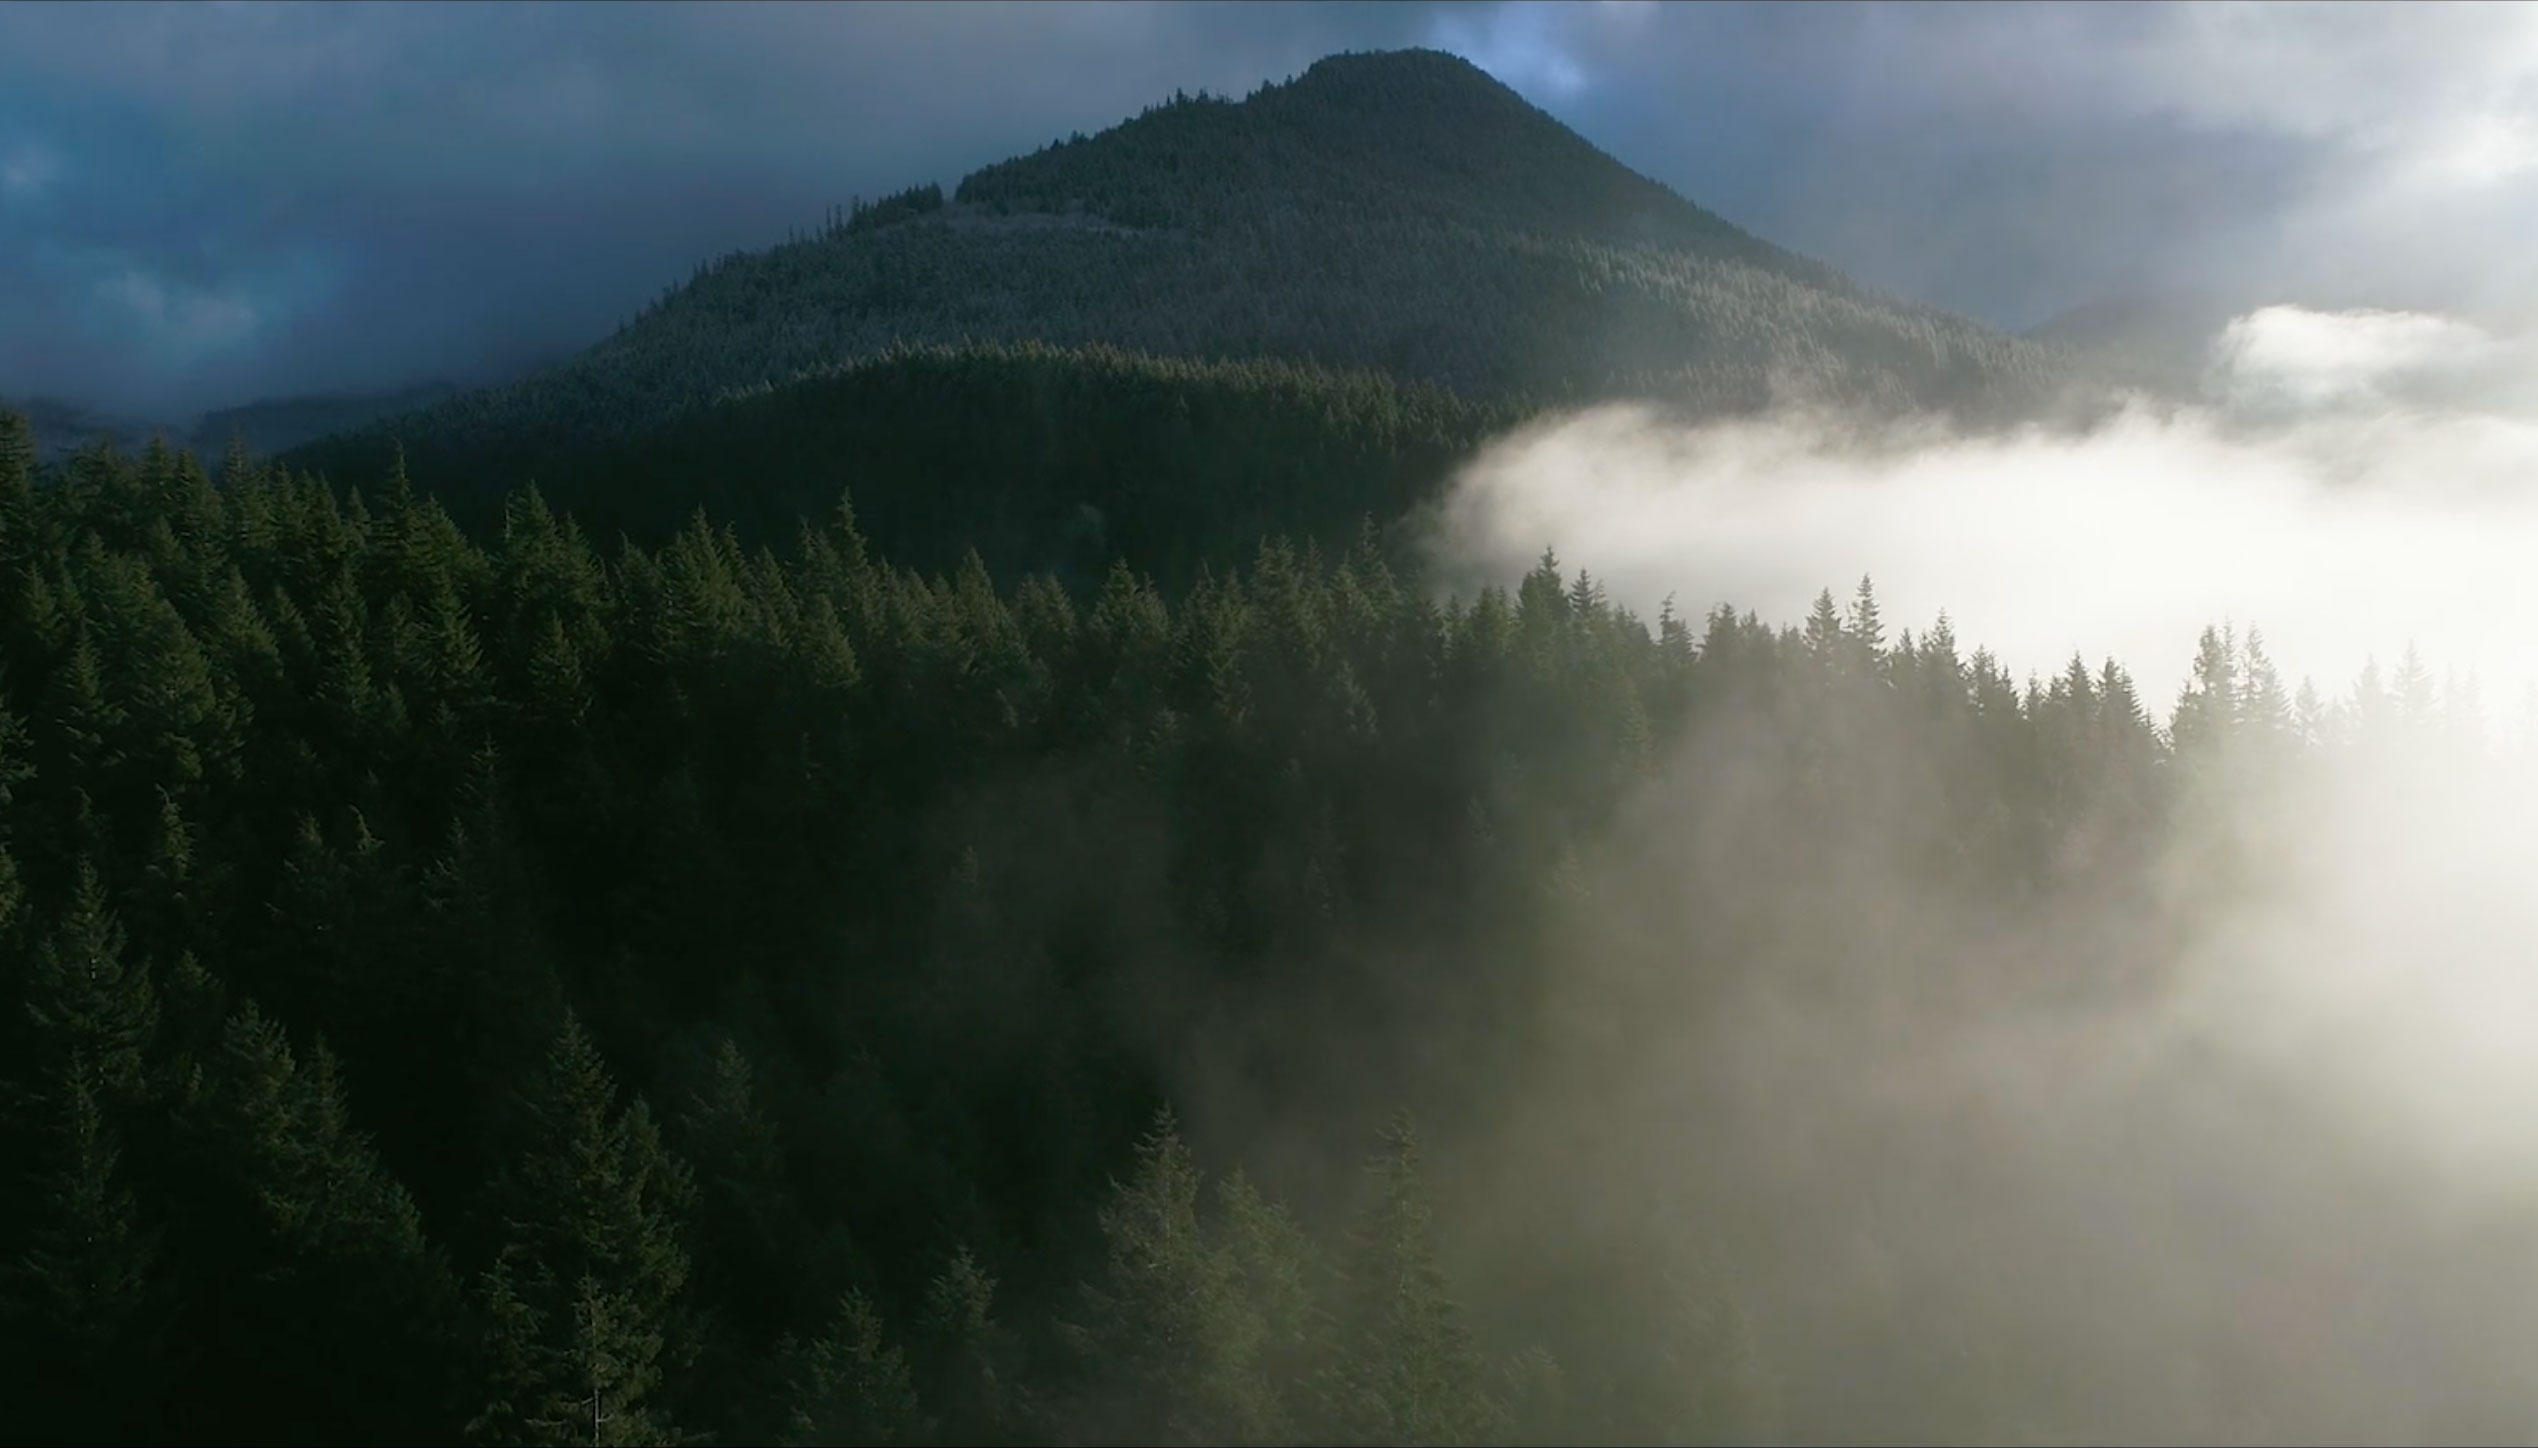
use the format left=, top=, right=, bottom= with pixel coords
left=289, top=343, right=1517, bottom=589
left=6, top=403, right=2528, bottom=1445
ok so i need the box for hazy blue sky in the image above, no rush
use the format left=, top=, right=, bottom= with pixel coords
left=5, top=0, right=2534, bottom=417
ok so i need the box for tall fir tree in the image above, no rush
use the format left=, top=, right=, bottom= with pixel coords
left=777, top=1291, right=923, bottom=1447
left=666, top=1031, right=818, bottom=1433
left=918, top=1245, right=1030, bottom=1445
left=1317, top=1114, right=1500, bottom=1446
left=171, top=1002, right=464, bottom=1443
left=470, top=1015, right=696, bottom=1448
left=0, top=868, right=169, bottom=1443
left=1063, top=1108, right=1279, bottom=1445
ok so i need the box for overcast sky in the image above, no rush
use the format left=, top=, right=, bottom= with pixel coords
left=5, top=0, right=2537, bottom=419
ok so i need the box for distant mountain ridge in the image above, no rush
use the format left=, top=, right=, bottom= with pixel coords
left=193, top=382, right=464, bottom=458
left=2023, top=288, right=2237, bottom=397
left=5, top=381, right=464, bottom=465
left=294, top=47, right=2074, bottom=491
left=0, top=395, right=189, bottom=464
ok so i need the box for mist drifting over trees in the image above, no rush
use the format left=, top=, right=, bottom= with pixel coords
left=7, top=406, right=2537, bottom=1444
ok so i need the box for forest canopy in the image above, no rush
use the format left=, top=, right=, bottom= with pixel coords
left=4, top=405, right=2525, bottom=1445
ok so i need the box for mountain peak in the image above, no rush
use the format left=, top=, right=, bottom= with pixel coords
left=953, top=45, right=1816, bottom=277
left=1287, top=46, right=1526, bottom=101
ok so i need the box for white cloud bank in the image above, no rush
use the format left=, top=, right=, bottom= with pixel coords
left=1429, top=304, right=2538, bottom=721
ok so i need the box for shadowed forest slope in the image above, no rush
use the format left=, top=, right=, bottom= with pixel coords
left=290, top=343, right=1517, bottom=590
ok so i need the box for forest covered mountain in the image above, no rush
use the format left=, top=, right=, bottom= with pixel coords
left=284, top=48, right=2074, bottom=565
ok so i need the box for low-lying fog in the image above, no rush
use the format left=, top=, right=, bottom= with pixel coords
left=1400, top=303, right=2538, bottom=1444
left=1431, top=304, right=2538, bottom=726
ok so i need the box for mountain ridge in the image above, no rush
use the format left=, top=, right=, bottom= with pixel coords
left=289, top=47, right=2072, bottom=495
left=6, top=380, right=468, bottom=465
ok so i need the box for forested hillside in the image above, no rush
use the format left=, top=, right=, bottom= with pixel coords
left=288, top=49, right=2072, bottom=523
left=189, top=382, right=467, bottom=462
left=8, top=409, right=2532, bottom=1445
left=289, top=344, right=1518, bottom=589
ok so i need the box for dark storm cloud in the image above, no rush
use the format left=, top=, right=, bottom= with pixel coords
left=2, top=1, right=2532, bottom=419
left=0, top=0, right=1456, bottom=417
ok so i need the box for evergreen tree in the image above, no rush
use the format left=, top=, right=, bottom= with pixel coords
left=667, top=1032, right=815, bottom=1433
left=0, top=1070, right=167, bottom=1443
left=15, top=864, right=159, bottom=1112
left=1064, top=1109, right=1277, bottom=1444
left=1802, top=587, right=1846, bottom=669
left=778, top=1291, right=923, bottom=1447
left=1845, top=575, right=1885, bottom=674
left=2393, top=641, right=2436, bottom=730
left=2292, top=677, right=2331, bottom=751
left=1214, top=1169, right=1323, bottom=1442
left=1318, top=1114, right=1500, bottom=1446
left=2239, top=628, right=2289, bottom=756
left=1, top=869, right=169, bottom=1443
left=2169, top=624, right=2241, bottom=765
left=918, top=1246, right=1028, bottom=1445
left=172, top=1002, right=464, bottom=1443
left=470, top=1015, right=695, bottom=1447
